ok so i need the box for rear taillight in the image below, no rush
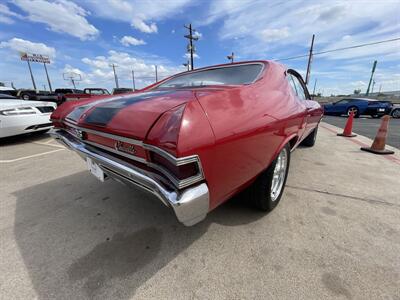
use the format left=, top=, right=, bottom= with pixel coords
left=150, top=152, right=199, bottom=180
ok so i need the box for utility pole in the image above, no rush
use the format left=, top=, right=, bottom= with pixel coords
left=183, top=62, right=190, bottom=71
left=43, top=84, right=46, bottom=91
left=227, top=52, right=234, bottom=63
left=131, top=69, right=136, bottom=90
left=26, top=59, right=37, bottom=90
left=366, top=60, right=377, bottom=96
left=43, top=62, right=52, bottom=92
left=312, top=78, right=317, bottom=97
left=371, top=80, right=376, bottom=94
left=155, top=65, right=158, bottom=82
left=110, top=63, right=119, bottom=88
left=305, top=34, right=315, bottom=85
left=379, top=84, right=382, bottom=93
left=184, top=23, right=199, bottom=70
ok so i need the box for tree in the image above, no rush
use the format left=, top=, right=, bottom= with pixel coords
left=354, top=89, right=361, bottom=95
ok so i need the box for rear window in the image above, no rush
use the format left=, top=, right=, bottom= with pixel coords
left=155, top=64, right=264, bottom=89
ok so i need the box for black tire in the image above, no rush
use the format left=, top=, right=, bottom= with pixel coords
left=246, top=144, right=291, bottom=212
left=301, top=126, right=318, bottom=147
left=391, top=109, right=400, bottom=119
left=21, top=93, right=30, bottom=100
left=347, top=106, right=360, bottom=118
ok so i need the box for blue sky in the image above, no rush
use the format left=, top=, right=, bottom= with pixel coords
left=0, top=0, right=399, bottom=95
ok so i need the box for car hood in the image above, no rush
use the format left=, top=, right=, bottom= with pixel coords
left=0, top=99, right=56, bottom=109
left=61, top=90, right=195, bottom=140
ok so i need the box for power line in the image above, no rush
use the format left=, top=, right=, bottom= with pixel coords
left=275, top=37, right=400, bottom=61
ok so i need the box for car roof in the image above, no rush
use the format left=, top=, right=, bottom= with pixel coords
left=343, top=98, right=380, bottom=101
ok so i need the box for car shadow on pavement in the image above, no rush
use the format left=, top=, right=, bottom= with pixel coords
left=0, top=131, right=51, bottom=146
left=13, top=171, right=264, bottom=299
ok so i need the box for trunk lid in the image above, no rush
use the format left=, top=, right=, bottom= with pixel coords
left=64, top=90, right=194, bottom=140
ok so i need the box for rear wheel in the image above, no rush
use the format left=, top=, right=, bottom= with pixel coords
left=347, top=106, right=359, bottom=118
left=301, top=126, right=318, bottom=147
left=246, top=144, right=290, bottom=211
left=392, top=109, right=400, bottom=119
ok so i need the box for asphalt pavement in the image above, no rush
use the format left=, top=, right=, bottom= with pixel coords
left=1, top=125, right=400, bottom=299
left=323, top=116, right=400, bottom=149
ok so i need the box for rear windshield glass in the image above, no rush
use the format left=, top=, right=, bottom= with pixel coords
left=155, top=64, right=263, bottom=89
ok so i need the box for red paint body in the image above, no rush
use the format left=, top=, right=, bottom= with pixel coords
left=51, top=61, right=323, bottom=212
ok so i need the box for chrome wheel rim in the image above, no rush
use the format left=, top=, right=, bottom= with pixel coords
left=347, top=107, right=358, bottom=116
left=270, top=148, right=288, bottom=201
left=393, top=110, right=400, bottom=118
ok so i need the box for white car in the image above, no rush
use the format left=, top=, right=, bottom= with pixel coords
left=0, top=94, right=57, bottom=138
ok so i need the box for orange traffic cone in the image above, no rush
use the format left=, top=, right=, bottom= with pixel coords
left=337, top=111, right=357, bottom=137
left=361, top=115, right=394, bottom=155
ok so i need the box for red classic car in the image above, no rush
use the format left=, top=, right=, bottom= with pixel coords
left=50, top=61, right=323, bottom=226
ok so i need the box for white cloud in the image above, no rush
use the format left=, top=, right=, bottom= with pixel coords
left=0, top=37, right=56, bottom=58
left=0, top=3, right=22, bottom=24
left=13, top=0, right=99, bottom=40
left=120, top=35, right=146, bottom=46
left=80, top=50, right=185, bottom=88
left=131, top=19, right=157, bottom=34
left=183, top=53, right=199, bottom=59
left=204, top=0, right=400, bottom=60
left=82, top=0, right=193, bottom=34
left=261, top=28, right=289, bottom=42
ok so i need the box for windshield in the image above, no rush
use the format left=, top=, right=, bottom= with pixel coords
left=155, top=64, right=263, bottom=89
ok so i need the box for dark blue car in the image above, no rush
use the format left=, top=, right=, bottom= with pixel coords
left=323, top=98, right=392, bottom=118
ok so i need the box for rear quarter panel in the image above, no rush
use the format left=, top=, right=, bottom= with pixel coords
left=196, top=63, right=306, bottom=209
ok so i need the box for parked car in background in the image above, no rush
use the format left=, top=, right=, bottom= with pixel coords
left=0, top=94, right=56, bottom=138
left=391, top=104, right=400, bottom=118
left=323, top=98, right=393, bottom=118
left=54, top=88, right=84, bottom=104
left=112, top=88, right=134, bottom=95
left=63, top=88, right=110, bottom=101
left=17, top=89, right=61, bottom=104
left=0, top=86, right=18, bottom=97
left=50, top=61, right=323, bottom=226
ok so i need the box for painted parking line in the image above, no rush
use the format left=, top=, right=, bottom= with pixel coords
left=31, top=141, right=65, bottom=149
left=0, top=148, right=65, bottom=163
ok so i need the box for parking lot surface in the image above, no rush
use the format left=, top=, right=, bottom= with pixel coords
left=1, top=124, right=400, bottom=299
left=323, top=116, right=400, bottom=149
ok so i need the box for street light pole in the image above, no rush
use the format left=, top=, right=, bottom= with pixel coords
left=366, top=60, right=377, bottom=96
left=26, top=59, right=37, bottom=90
left=43, top=62, right=52, bottom=92
left=131, top=69, right=136, bottom=90
left=227, top=52, right=234, bottom=63
left=155, top=65, right=158, bottom=82
left=305, top=34, right=315, bottom=85
left=110, top=63, right=119, bottom=88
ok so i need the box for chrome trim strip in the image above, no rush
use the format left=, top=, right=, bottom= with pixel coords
left=65, top=121, right=143, bottom=146
left=58, top=126, right=205, bottom=189
left=84, top=140, right=147, bottom=164
left=50, top=129, right=209, bottom=226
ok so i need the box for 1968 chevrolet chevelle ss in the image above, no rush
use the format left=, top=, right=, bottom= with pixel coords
left=50, top=61, right=323, bottom=226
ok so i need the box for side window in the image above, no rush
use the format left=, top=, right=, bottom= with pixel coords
left=288, top=74, right=307, bottom=100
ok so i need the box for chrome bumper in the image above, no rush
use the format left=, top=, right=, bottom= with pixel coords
left=50, top=129, right=209, bottom=226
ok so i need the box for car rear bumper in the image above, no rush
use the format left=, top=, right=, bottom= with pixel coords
left=365, top=107, right=392, bottom=115
left=50, top=129, right=209, bottom=226
left=0, top=114, right=53, bottom=138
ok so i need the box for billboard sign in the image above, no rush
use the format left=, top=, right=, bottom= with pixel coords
left=20, top=52, right=50, bottom=64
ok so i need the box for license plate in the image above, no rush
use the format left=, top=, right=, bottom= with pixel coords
left=86, top=157, right=105, bottom=182
left=378, top=108, right=385, bottom=112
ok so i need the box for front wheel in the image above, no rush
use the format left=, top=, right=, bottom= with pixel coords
left=246, top=144, right=291, bottom=212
